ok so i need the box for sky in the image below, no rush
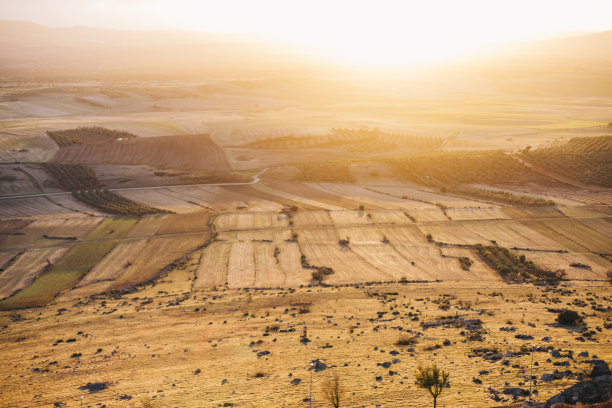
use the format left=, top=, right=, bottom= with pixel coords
left=2, top=0, right=612, bottom=66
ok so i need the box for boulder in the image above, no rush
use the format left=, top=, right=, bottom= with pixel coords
left=543, top=361, right=612, bottom=407
left=78, top=382, right=112, bottom=393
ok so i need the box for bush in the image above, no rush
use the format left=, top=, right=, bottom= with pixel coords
left=557, top=309, right=582, bottom=326
left=396, top=335, right=418, bottom=346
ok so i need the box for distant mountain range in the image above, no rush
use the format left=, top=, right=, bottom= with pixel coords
left=0, top=20, right=610, bottom=81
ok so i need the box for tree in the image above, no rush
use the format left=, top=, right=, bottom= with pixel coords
left=414, top=363, right=450, bottom=408
left=322, top=372, right=344, bottom=408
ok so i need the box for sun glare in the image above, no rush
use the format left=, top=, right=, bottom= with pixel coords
left=161, top=0, right=612, bottom=67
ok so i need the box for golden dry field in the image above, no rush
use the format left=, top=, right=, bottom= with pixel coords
left=1, top=27, right=612, bottom=406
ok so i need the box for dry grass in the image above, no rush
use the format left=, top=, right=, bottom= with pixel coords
left=1, top=282, right=610, bottom=407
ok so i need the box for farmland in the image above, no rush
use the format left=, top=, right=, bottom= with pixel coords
left=0, top=68, right=611, bottom=407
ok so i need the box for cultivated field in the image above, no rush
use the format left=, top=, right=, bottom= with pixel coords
left=0, top=74, right=611, bottom=407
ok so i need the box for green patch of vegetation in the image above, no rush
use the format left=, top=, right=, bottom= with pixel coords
left=85, top=216, right=139, bottom=241
left=0, top=240, right=117, bottom=309
left=475, top=244, right=565, bottom=284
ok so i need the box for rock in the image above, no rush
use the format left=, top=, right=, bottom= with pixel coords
left=389, top=350, right=399, bottom=356
left=502, top=388, right=529, bottom=398
left=375, top=376, right=383, bottom=382
left=380, top=362, right=392, bottom=368
left=515, top=334, right=534, bottom=340
left=544, top=374, right=611, bottom=407
left=78, top=382, right=112, bottom=393
left=117, top=395, right=132, bottom=400
left=443, top=339, right=451, bottom=346
left=194, top=369, right=201, bottom=375
left=221, top=379, right=227, bottom=385
left=578, top=351, right=589, bottom=358
left=591, top=360, right=612, bottom=377
left=309, top=360, right=327, bottom=372
left=540, top=373, right=556, bottom=382
left=291, top=378, right=301, bottom=385
left=551, top=350, right=562, bottom=358
left=257, top=351, right=270, bottom=358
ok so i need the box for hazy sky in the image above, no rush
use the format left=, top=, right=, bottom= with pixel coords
left=2, top=0, right=612, bottom=65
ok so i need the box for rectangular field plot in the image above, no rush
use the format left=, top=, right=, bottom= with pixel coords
left=117, top=189, right=199, bottom=214
left=576, top=217, right=612, bottom=239
left=75, top=239, right=149, bottom=287
left=194, top=242, right=232, bottom=288
left=335, top=226, right=384, bottom=244
left=215, top=212, right=289, bottom=231
left=538, top=219, right=612, bottom=254
left=520, top=219, right=611, bottom=253
left=155, top=212, right=210, bottom=235
left=329, top=210, right=373, bottom=226
left=194, top=241, right=308, bottom=288
left=0, top=240, right=117, bottom=309
left=378, top=227, right=457, bottom=280
left=85, top=216, right=139, bottom=241
left=300, top=242, right=390, bottom=284
left=349, top=243, right=415, bottom=280
left=370, top=185, right=487, bottom=208
left=1, top=217, right=103, bottom=249
left=252, top=183, right=342, bottom=210
left=307, top=183, right=427, bottom=210
left=292, top=211, right=334, bottom=227
left=405, top=208, right=449, bottom=222
left=464, top=220, right=569, bottom=250
left=217, top=228, right=291, bottom=242
left=295, top=227, right=339, bottom=244
left=440, top=247, right=501, bottom=281
left=368, top=211, right=414, bottom=225
left=446, top=207, right=512, bottom=221
left=126, top=215, right=167, bottom=238
left=108, top=235, right=204, bottom=289
left=275, top=242, right=310, bottom=287
left=0, top=196, right=87, bottom=219
left=253, top=242, right=287, bottom=288
left=417, top=222, right=487, bottom=246
left=515, top=251, right=612, bottom=281
left=226, top=242, right=256, bottom=288
left=0, top=247, right=70, bottom=299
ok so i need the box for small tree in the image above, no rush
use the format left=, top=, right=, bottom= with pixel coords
left=323, top=372, right=344, bottom=408
left=414, top=363, right=450, bottom=408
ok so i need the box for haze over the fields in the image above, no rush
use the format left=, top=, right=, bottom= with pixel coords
left=1, top=2, right=611, bottom=407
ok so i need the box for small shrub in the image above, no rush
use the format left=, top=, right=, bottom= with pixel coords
left=396, top=335, right=418, bottom=346
left=557, top=309, right=582, bottom=326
